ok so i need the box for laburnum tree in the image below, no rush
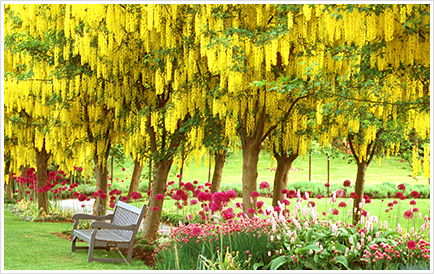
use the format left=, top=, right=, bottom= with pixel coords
left=311, top=4, right=430, bottom=224
left=4, top=4, right=125, bottom=216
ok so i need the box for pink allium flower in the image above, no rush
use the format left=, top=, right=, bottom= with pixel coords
left=256, top=200, right=265, bottom=208
left=176, top=174, right=181, bottom=178
left=343, top=180, right=351, bottom=187
left=109, top=188, right=118, bottom=195
left=78, top=193, right=86, bottom=202
left=407, top=240, right=417, bottom=250
left=184, top=182, right=195, bottom=192
left=331, top=208, right=339, bottom=215
left=308, top=201, right=316, bottom=208
left=73, top=166, right=78, bottom=171
left=85, top=197, right=90, bottom=201
left=78, top=167, right=83, bottom=172
left=223, top=212, right=235, bottom=220
left=410, top=200, right=416, bottom=205
left=251, top=191, right=260, bottom=198
left=100, top=193, right=108, bottom=199
left=393, top=200, right=398, bottom=204
left=403, top=210, right=414, bottom=220
left=338, top=201, right=347, bottom=208
left=190, top=199, right=198, bottom=205
left=274, top=206, right=281, bottom=212
left=397, top=184, right=406, bottom=191
left=225, top=189, right=237, bottom=200
left=247, top=208, right=255, bottom=214
left=210, top=202, right=223, bottom=212
left=288, top=190, right=296, bottom=196
left=282, top=199, right=290, bottom=205
left=29, top=197, right=34, bottom=201
left=259, top=181, right=270, bottom=189
left=395, top=192, right=403, bottom=199
left=316, top=194, right=322, bottom=199
left=81, top=204, right=86, bottom=208
left=336, top=189, right=344, bottom=197
left=388, top=202, right=394, bottom=207
left=167, top=180, right=175, bottom=185
left=152, top=206, right=159, bottom=211
left=324, top=183, right=330, bottom=188
left=155, top=194, right=164, bottom=200
left=193, top=180, right=198, bottom=184
left=122, top=167, right=126, bottom=171
left=281, top=189, right=289, bottom=194
left=413, top=207, right=419, bottom=212
left=410, top=191, right=420, bottom=198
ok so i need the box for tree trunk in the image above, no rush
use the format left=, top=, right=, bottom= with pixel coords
left=242, top=139, right=261, bottom=215
left=142, top=159, right=173, bottom=241
left=210, top=151, right=226, bottom=193
left=272, top=152, right=298, bottom=207
left=35, top=143, right=50, bottom=215
left=93, top=155, right=110, bottom=216
left=128, top=159, right=144, bottom=201
left=6, top=174, right=13, bottom=200
left=352, top=160, right=368, bottom=225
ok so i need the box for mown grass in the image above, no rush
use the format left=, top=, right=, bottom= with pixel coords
left=108, top=151, right=428, bottom=194
left=2, top=207, right=151, bottom=270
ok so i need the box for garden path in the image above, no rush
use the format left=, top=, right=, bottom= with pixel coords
left=51, top=199, right=172, bottom=236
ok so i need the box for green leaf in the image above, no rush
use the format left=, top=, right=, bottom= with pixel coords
left=297, top=244, right=321, bottom=254
left=253, top=262, right=264, bottom=270
left=335, top=255, right=351, bottom=270
left=270, top=256, right=288, bottom=270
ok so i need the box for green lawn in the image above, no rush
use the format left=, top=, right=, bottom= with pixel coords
left=109, top=151, right=427, bottom=193
left=3, top=207, right=151, bottom=270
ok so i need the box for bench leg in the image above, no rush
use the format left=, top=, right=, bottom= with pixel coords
left=71, top=236, right=77, bottom=252
left=88, top=237, right=96, bottom=263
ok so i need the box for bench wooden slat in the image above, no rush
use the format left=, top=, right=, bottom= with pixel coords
left=71, top=197, right=147, bottom=263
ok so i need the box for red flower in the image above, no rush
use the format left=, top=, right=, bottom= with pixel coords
left=403, top=210, right=414, bottom=220
left=259, top=181, right=270, bottom=189
left=331, top=208, right=339, bottom=215
left=256, top=200, right=265, bottom=208
left=407, top=240, right=417, bottom=250
left=281, top=189, right=289, bottom=194
left=100, top=193, right=108, bottom=199
left=393, top=200, right=398, bottom=204
left=410, top=200, right=416, bottom=205
left=338, top=201, right=347, bottom=208
left=225, top=190, right=237, bottom=200
left=350, top=192, right=359, bottom=199
left=316, top=194, right=322, bottom=199
left=274, top=206, right=281, bottom=212
left=78, top=193, right=86, bottom=202
left=410, top=191, right=420, bottom=198
left=387, top=202, right=394, bottom=207
left=251, top=191, right=260, bottom=198
left=343, top=180, right=351, bottom=187
left=122, top=167, right=126, bottom=171
left=109, top=188, right=118, bottom=195
left=308, top=201, right=316, bottom=208
left=412, top=207, right=419, bottom=212
left=395, top=192, right=403, bottom=199
left=288, top=190, right=296, bottom=196
left=167, top=180, right=175, bottom=185
left=176, top=174, right=181, bottom=178
left=282, top=199, right=290, bottom=205
left=397, top=184, right=406, bottom=191
left=247, top=208, right=255, bottom=214
left=324, top=183, right=330, bottom=188
left=184, top=182, right=195, bottom=192
left=155, top=194, right=164, bottom=200
left=152, top=206, right=159, bottom=211
left=190, top=199, right=198, bottom=205
left=365, top=198, right=371, bottom=204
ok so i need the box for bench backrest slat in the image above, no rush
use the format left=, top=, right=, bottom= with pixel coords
left=111, top=199, right=145, bottom=240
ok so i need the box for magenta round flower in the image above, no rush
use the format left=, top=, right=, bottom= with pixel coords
left=100, top=193, right=108, bottom=199
left=336, top=189, right=344, bottom=197
left=152, top=206, right=159, bottom=211
left=281, top=189, right=289, bottom=194
left=410, top=200, right=416, bottom=205
left=256, top=200, right=265, bottom=208
left=343, top=180, right=351, bottom=187
left=331, top=208, right=339, bottom=215
left=167, top=180, right=175, bottom=185
left=122, top=167, right=126, bottom=171
left=190, top=199, right=198, bottom=205
left=308, top=201, right=316, bottom=208
left=225, top=189, right=237, bottom=200
left=396, top=192, right=403, bottom=199
left=259, top=181, right=270, bottom=189
left=281, top=199, right=290, bottom=205
left=274, top=206, right=281, bottom=212
left=316, top=194, right=322, bottom=199
left=324, top=183, right=330, bottom=188
left=407, top=240, right=417, bottom=250
left=410, top=191, right=420, bottom=198
left=78, top=193, right=86, bottom=202
left=397, top=183, right=406, bottom=191
left=338, top=201, right=347, bottom=208
left=247, top=208, right=255, bottom=214
left=251, top=191, right=260, bottom=198
left=412, top=207, right=419, bottom=212
left=210, top=202, right=223, bottom=212
left=155, top=194, right=164, bottom=200
left=403, top=210, right=414, bottom=220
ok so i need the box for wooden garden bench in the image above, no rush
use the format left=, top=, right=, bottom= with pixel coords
left=71, top=197, right=147, bottom=263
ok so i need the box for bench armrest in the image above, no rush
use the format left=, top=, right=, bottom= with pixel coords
left=90, top=221, right=136, bottom=230
left=72, top=213, right=114, bottom=220
left=72, top=214, right=114, bottom=230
